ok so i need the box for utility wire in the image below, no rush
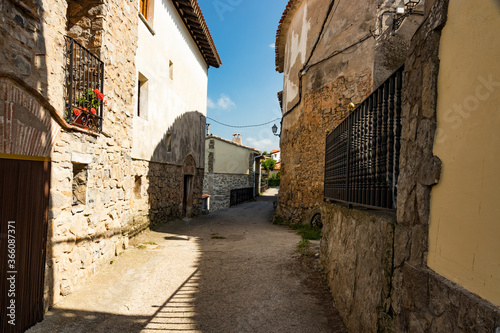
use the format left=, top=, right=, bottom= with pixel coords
left=207, top=116, right=281, bottom=128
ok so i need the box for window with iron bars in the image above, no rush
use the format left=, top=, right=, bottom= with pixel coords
left=64, top=36, right=105, bottom=132
left=324, top=66, right=404, bottom=210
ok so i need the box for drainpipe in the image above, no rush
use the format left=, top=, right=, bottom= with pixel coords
left=253, top=154, right=263, bottom=197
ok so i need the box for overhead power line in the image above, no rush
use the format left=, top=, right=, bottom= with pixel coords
left=207, top=116, right=281, bottom=128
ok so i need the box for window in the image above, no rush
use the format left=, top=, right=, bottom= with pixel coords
left=139, top=0, right=155, bottom=31
left=169, top=60, right=174, bottom=80
left=134, top=176, right=142, bottom=198
left=137, top=73, right=149, bottom=119
left=140, top=0, right=149, bottom=19
left=72, top=163, right=88, bottom=206
left=166, top=133, right=172, bottom=152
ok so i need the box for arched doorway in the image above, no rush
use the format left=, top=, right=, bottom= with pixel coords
left=0, top=76, right=59, bottom=332
left=182, top=155, right=196, bottom=218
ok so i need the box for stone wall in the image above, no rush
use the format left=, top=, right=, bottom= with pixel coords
left=203, top=173, right=252, bottom=211
left=40, top=0, right=139, bottom=309
left=320, top=203, right=395, bottom=333
left=66, top=0, right=105, bottom=55
left=277, top=73, right=372, bottom=223
left=319, top=0, right=500, bottom=331
left=2, top=0, right=208, bottom=315
left=276, top=0, right=377, bottom=224
left=275, top=0, right=424, bottom=225
left=389, top=0, right=500, bottom=330
left=0, top=0, right=49, bottom=97
left=132, top=159, right=204, bottom=227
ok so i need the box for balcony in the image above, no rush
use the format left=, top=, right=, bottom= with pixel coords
left=324, top=66, right=404, bottom=210
left=64, top=36, right=104, bottom=132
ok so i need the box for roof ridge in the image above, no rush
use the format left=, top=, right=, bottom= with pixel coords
left=206, top=135, right=261, bottom=153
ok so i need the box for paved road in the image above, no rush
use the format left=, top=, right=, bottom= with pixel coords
left=28, top=188, right=346, bottom=332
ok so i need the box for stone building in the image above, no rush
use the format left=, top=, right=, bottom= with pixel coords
left=203, top=134, right=262, bottom=211
left=275, top=0, right=500, bottom=331
left=0, top=0, right=219, bottom=330
left=274, top=0, right=423, bottom=224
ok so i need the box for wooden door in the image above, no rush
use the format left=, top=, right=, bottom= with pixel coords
left=0, top=158, right=50, bottom=332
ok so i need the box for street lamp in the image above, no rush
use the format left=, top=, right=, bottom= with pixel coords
left=272, top=123, right=280, bottom=137
left=393, top=0, right=420, bottom=32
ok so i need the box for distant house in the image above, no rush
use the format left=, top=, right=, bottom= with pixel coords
left=270, top=149, right=280, bottom=162
left=203, top=134, right=262, bottom=211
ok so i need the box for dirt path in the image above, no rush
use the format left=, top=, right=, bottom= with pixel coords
left=28, top=188, right=346, bottom=332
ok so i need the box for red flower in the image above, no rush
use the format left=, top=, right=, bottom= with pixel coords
left=91, top=108, right=97, bottom=114
left=97, top=92, right=104, bottom=101
left=84, top=107, right=88, bottom=111
left=73, top=108, right=81, bottom=116
left=93, top=88, right=101, bottom=94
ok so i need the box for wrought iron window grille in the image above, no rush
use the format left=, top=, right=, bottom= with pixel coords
left=324, top=66, right=404, bottom=210
left=64, top=36, right=105, bottom=132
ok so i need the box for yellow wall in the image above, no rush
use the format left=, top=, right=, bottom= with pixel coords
left=429, top=0, right=500, bottom=306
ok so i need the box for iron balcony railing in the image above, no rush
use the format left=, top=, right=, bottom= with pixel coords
left=64, top=36, right=104, bottom=132
left=324, top=66, right=403, bottom=210
left=230, top=187, right=254, bottom=207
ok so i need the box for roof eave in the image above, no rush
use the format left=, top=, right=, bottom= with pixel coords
left=275, top=0, right=303, bottom=73
left=172, top=0, right=222, bottom=68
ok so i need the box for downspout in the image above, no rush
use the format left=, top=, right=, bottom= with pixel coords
left=253, top=154, right=263, bottom=197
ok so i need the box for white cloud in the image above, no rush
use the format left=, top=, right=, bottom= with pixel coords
left=208, top=94, right=236, bottom=110
left=269, top=43, right=275, bottom=49
left=207, top=98, right=216, bottom=109
left=245, top=137, right=274, bottom=151
left=217, top=94, right=236, bottom=109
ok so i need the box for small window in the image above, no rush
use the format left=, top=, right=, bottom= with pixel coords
left=134, top=176, right=142, bottom=198
left=166, top=133, right=172, bottom=152
left=138, top=73, right=148, bottom=119
left=72, top=163, right=88, bottom=206
left=140, top=0, right=149, bottom=19
left=169, top=61, right=174, bottom=80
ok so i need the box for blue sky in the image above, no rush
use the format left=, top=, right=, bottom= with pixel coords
left=198, top=0, right=289, bottom=153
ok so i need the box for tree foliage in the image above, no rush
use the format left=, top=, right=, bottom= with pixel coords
left=262, top=158, right=277, bottom=172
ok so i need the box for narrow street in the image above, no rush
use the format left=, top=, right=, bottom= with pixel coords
left=27, top=188, right=346, bottom=333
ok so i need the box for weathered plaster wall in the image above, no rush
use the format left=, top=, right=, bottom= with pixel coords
left=428, top=0, right=500, bottom=307
left=132, top=0, right=208, bottom=167
left=276, top=0, right=425, bottom=224
left=277, top=0, right=378, bottom=223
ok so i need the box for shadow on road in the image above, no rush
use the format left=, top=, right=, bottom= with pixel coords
left=28, top=189, right=346, bottom=333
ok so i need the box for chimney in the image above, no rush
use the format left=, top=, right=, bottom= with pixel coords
left=232, top=133, right=242, bottom=145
